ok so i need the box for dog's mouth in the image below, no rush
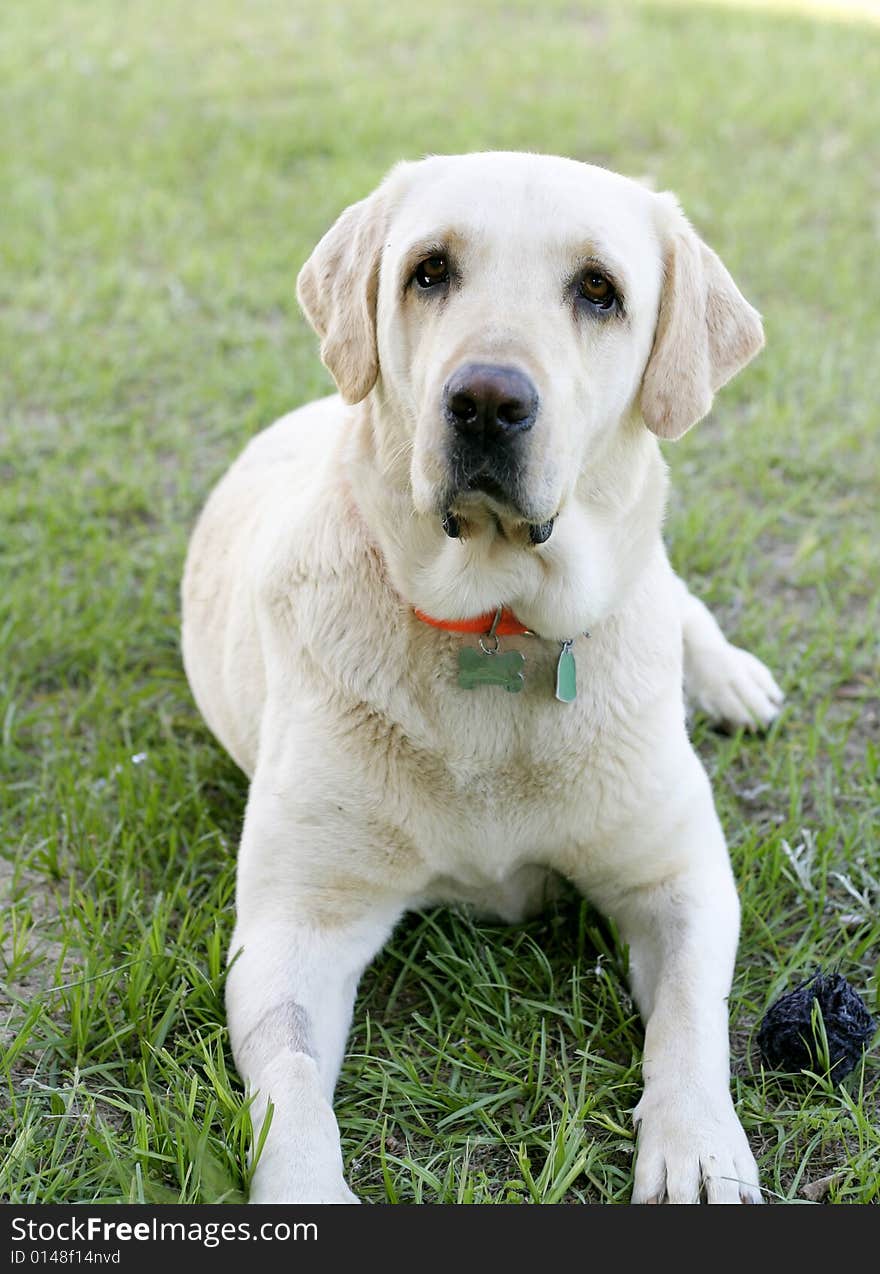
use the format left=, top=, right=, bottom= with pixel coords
left=466, top=472, right=508, bottom=502
left=437, top=450, right=557, bottom=545
left=441, top=512, right=555, bottom=543
left=441, top=475, right=556, bottom=545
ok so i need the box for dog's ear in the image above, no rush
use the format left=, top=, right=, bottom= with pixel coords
left=640, top=194, right=764, bottom=440
left=296, top=185, right=392, bottom=405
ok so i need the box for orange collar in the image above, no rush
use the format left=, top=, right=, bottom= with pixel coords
left=413, top=606, right=531, bottom=637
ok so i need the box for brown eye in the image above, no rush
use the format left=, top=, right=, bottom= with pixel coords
left=414, top=254, right=449, bottom=288
left=579, top=269, right=617, bottom=310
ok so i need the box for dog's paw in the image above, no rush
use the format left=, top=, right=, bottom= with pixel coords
left=632, top=1090, right=762, bottom=1205
left=685, top=641, right=784, bottom=733
left=249, top=1166, right=360, bottom=1205
left=247, top=1096, right=360, bottom=1204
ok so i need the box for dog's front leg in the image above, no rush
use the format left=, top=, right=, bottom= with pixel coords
left=226, top=788, right=402, bottom=1203
left=227, top=916, right=391, bottom=1203
left=591, top=794, right=761, bottom=1204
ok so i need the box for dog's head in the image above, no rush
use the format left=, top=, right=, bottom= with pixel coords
left=297, top=152, right=763, bottom=552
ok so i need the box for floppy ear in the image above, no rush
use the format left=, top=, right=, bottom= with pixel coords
left=296, top=188, right=390, bottom=404
left=640, top=195, right=764, bottom=440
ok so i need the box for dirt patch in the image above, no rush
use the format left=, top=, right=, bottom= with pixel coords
left=0, top=855, right=71, bottom=1050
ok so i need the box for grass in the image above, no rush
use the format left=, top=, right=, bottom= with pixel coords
left=1, top=0, right=878, bottom=1205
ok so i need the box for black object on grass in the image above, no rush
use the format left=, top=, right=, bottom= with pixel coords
left=757, top=972, right=876, bottom=1079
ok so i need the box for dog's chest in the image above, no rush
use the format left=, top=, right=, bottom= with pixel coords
left=332, top=621, right=668, bottom=878
left=285, top=551, right=679, bottom=881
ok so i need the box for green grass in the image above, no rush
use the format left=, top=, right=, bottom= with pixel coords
left=1, top=0, right=878, bottom=1205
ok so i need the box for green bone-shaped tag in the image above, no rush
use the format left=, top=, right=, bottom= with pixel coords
left=458, top=646, right=525, bottom=693
left=555, top=641, right=577, bottom=703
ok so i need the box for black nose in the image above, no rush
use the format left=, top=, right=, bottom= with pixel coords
left=443, top=363, right=538, bottom=443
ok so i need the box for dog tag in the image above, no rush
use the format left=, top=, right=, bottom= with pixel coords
left=555, top=640, right=576, bottom=703
left=458, top=646, right=525, bottom=693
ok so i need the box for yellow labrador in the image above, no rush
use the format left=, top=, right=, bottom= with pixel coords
left=182, top=152, right=783, bottom=1204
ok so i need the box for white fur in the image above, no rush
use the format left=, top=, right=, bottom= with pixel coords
left=181, top=153, right=783, bottom=1205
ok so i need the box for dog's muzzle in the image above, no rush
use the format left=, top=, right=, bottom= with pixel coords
left=442, top=362, right=539, bottom=512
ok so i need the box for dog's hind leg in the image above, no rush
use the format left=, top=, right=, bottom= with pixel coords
left=675, top=576, right=784, bottom=731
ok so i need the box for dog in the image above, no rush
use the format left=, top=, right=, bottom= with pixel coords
left=181, top=151, right=783, bottom=1204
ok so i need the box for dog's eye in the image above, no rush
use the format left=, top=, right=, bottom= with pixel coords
left=414, top=255, right=449, bottom=289
left=578, top=269, right=617, bottom=311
